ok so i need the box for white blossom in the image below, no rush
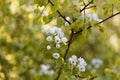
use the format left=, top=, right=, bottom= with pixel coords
left=77, top=65, right=86, bottom=72
left=56, top=28, right=62, bottom=33
left=46, top=36, right=52, bottom=41
left=68, top=55, right=78, bottom=66
left=86, top=13, right=102, bottom=22
left=68, top=55, right=87, bottom=72
left=47, top=45, right=51, bottom=50
left=42, top=11, right=48, bottom=16
left=78, top=57, right=87, bottom=66
left=59, top=32, right=64, bottom=38
left=42, top=26, right=67, bottom=48
left=61, top=37, right=67, bottom=45
left=91, top=58, right=103, bottom=69
left=66, top=16, right=70, bottom=21
left=55, top=36, right=61, bottom=43
left=65, top=16, right=70, bottom=26
left=40, top=64, right=54, bottom=76
left=81, top=12, right=102, bottom=22
left=48, top=28, right=56, bottom=35
left=77, top=57, right=87, bottom=72
left=65, top=22, right=69, bottom=26
left=42, top=29, right=48, bottom=34
left=81, top=11, right=87, bottom=18
left=53, top=53, right=60, bottom=59
left=56, top=43, right=60, bottom=48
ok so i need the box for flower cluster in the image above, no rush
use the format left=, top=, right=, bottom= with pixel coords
left=42, top=26, right=68, bottom=59
left=53, top=53, right=60, bottom=59
left=65, top=16, right=70, bottom=26
left=68, top=55, right=87, bottom=72
left=82, top=12, right=102, bottom=22
left=42, top=26, right=68, bottom=48
left=91, top=58, right=103, bottom=69
left=40, top=64, right=54, bottom=76
left=87, top=13, right=102, bottom=22
left=88, top=58, right=103, bottom=72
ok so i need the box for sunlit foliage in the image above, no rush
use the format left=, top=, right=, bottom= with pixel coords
left=0, top=0, right=120, bottom=80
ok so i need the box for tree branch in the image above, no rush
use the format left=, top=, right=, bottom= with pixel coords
left=74, top=11, right=120, bottom=40
left=48, top=0, right=71, bottom=25
left=40, top=2, right=49, bottom=15
left=80, top=0, right=94, bottom=12
left=63, top=29, right=74, bottom=60
left=47, top=0, right=120, bottom=80
left=55, top=29, right=74, bottom=80
left=57, top=10, right=71, bottom=25
left=97, top=11, right=120, bottom=25
left=85, top=5, right=96, bottom=9
left=48, top=0, right=54, bottom=6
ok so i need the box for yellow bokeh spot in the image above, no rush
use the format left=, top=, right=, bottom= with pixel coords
left=104, top=68, right=115, bottom=74
left=5, top=54, right=16, bottom=65
left=0, top=72, right=5, bottom=79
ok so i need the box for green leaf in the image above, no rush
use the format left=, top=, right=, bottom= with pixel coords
left=43, top=14, right=53, bottom=24
left=99, top=28, right=104, bottom=32
left=57, top=18, right=63, bottom=27
left=34, top=0, right=47, bottom=6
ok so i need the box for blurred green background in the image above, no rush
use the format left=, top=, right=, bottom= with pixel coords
left=0, top=0, right=120, bottom=80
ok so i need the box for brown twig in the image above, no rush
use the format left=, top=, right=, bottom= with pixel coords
left=55, top=29, right=74, bottom=80
left=80, top=0, right=94, bottom=12
left=57, top=10, right=71, bottom=25
left=40, top=2, right=49, bottom=15
left=48, top=0, right=71, bottom=25
left=47, top=0, right=120, bottom=80
left=74, top=11, right=120, bottom=40
left=86, top=5, right=96, bottom=9
left=96, top=11, right=120, bottom=25
left=48, top=0, right=54, bottom=6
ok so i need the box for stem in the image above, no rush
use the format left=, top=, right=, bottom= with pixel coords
left=80, top=0, right=94, bottom=12
left=48, top=0, right=54, bottom=6
left=74, top=11, right=120, bottom=40
left=57, top=10, right=71, bottom=25
left=63, top=29, right=74, bottom=60
left=47, top=0, right=120, bottom=80
left=86, top=5, right=96, bottom=9
left=55, top=29, right=74, bottom=80
left=48, top=0, right=71, bottom=25
left=96, top=11, right=120, bottom=25
left=40, top=2, right=49, bottom=15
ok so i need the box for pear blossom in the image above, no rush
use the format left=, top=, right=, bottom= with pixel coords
left=86, top=13, right=102, bottom=22
left=66, top=16, right=70, bottom=21
left=68, top=55, right=78, bottom=66
left=61, top=37, right=67, bottom=45
left=77, top=57, right=87, bottom=72
left=56, top=43, right=60, bottom=48
left=65, top=16, right=70, bottom=26
left=47, top=45, right=51, bottom=50
left=78, top=57, right=87, bottom=66
left=91, top=58, right=103, bottom=69
left=65, top=22, right=69, bottom=26
left=68, top=55, right=87, bottom=72
left=40, top=64, right=54, bottom=76
left=55, top=36, right=61, bottom=43
left=81, top=11, right=102, bottom=22
left=42, top=26, right=68, bottom=50
left=59, top=32, right=64, bottom=38
left=53, top=53, right=60, bottom=59
left=48, top=28, right=56, bottom=35
left=42, top=11, right=48, bottom=16
left=46, top=36, right=52, bottom=41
